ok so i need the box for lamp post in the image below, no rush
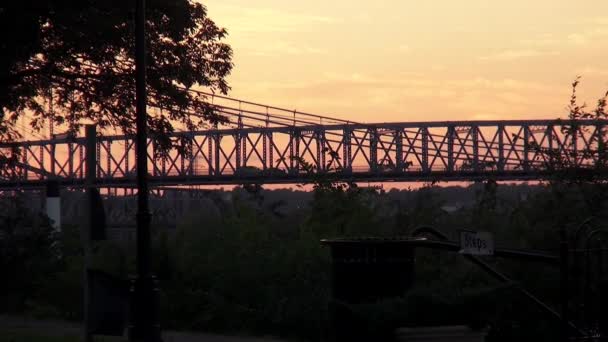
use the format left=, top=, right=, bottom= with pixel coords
left=130, top=0, right=161, bottom=340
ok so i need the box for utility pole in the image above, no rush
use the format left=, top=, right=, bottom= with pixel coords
left=129, top=0, right=161, bottom=340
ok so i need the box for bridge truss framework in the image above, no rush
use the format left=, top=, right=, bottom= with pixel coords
left=1, top=119, right=607, bottom=190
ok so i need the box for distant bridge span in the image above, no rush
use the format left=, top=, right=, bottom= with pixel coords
left=2, top=118, right=607, bottom=190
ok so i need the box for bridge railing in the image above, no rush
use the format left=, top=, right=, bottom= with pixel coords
left=1, top=119, right=607, bottom=188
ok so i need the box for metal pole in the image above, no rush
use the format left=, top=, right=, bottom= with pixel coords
left=83, top=124, right=96, bottom=342
left=409, top=226, right=585, bottom=337
left=135, top=0, right=150, bottom=286
left=560, top=227, right=570, bottom=342
left=130, top=0, right=160, bottom=340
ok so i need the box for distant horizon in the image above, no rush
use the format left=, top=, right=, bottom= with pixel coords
left=136, top=180, right=543, bottom=193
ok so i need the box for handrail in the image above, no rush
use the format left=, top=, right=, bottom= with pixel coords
left=410, top=225, right=585, bottom=336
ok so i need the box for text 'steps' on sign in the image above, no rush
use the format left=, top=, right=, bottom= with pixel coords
left=459, top=230, right=494, bottom=256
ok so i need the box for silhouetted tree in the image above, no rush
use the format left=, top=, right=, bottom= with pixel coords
left=0, top=1, right=233, bottom=153
left=516, top=78, right=608, bottom=221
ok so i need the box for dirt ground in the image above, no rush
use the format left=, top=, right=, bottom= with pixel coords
left=0, top=315, right=287, bottom=342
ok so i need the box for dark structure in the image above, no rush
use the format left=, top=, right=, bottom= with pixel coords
left=322, top=238, right=416, bottom=342
left=128, top=0, right=161, bottom=341
left=568, top=221, right=608, bottom=341
left=89, top=188, right=107, bottom=241
left=87, top=269, right=130, bottom=336
left=2, top=117, right=608, bottom=189
left=321, top=226, right=608, bottom=342
left=322, top=238, right=416, bottom=303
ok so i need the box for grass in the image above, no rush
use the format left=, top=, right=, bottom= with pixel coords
left=0, top=329, right=79, bottom=342
left=0, top=329, right=124, bottom=342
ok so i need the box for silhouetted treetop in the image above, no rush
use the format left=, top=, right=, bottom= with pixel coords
left=0, top=0, right=233, bottom=150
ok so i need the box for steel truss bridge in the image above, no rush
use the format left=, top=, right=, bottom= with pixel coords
left=1, top=91, right=607, bottom=190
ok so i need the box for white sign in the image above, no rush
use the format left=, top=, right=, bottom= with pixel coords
left=459, top=230, right=494, bottom=255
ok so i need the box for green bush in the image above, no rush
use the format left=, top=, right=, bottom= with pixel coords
left=159, top=194, right=331, bottom=339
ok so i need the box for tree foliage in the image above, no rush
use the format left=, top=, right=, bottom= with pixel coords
left=0, top=196, right=58, bottom=313
left=0, top=182, right=594, bottom=341
left=0, top=0, right=233, bottom=152
left=528, top=77, right=608, bottom=183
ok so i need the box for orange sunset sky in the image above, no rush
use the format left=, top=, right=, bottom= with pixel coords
left=201, top=0, right=608, bottom=123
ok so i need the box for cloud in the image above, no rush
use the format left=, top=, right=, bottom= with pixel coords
left=247, top=41, right=327, bottom=57
left=208, top=4, right=337, bottom=34
left=354, top=12, right=372, bottom=23
left=568, top=33, right=589, bottom=45
left=520, top=34, right=560, bottom=47
left=581, top=16, right=608, bottom=26
left=576, top=66, right=608, bottom=77
left=567, top=27, right=608, bottom=45
left=264, top=74, right=553, bottom=94
left=519, top=20, right=608, bottom=47
left=398, top=45, right=411, bottom=53
left=561, top=17, right=608, bottom=46
left=232, top=73, right=564, bottom=122
left=203, top=3, right=334, bottom=57
left=478, top=49, right=560, bottom=61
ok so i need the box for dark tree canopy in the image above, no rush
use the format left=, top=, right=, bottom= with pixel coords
left=0, top=0, right=233, bottom=151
